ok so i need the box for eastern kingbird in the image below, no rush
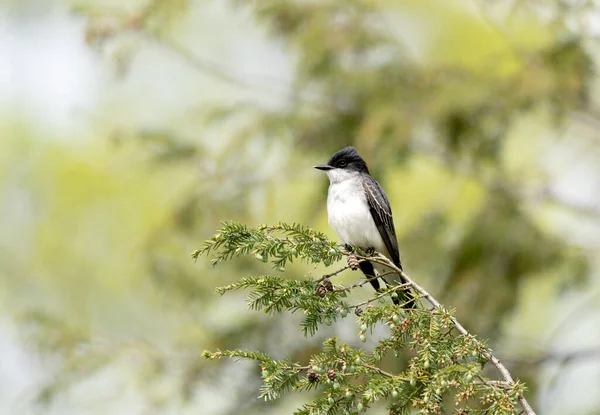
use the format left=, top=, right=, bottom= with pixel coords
left=315, top=147, right=414, bottom=307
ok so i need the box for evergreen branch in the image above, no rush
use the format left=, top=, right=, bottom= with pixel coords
left=199, top=222, right=536, bottom=414
left=362, top=363, right=394, bottom=378
left=192, top=222, right=342, bottom=269
left=214, top=274, right=349, bottom=336
left=202, top=349, right=272, bottom=363
left=367, top=253, right=536, bottom=415
left=330, top=270, right=406, bottom=294
left=314, top=265, right=351, bottom=283
left=349, top=282, right=415, bottom=309
left=331, top=274, right=381, bottom=292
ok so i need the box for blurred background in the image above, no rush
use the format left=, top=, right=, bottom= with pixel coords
left=2, top=0, right=600, bottom=414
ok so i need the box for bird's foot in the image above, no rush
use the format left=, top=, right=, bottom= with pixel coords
left=365, top=247, right=376, bottom=256
left=347, top=253, right=359, bottom=271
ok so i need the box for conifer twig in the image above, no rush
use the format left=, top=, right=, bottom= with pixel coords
left=315, top=265, right=351, bottom=283
left=350, top=283, right=416, bottom=309
left=366, top=253, right=536, bottom=415
left=198, top=223, right=538, bottom=413
left=332, top=274, right=382, bottom=292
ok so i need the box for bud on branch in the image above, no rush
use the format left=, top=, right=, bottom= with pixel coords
left=196, top=222, right=535, bottom=415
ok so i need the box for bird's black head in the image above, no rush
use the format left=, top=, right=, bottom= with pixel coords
left=314, top=147, right=370, bottom=174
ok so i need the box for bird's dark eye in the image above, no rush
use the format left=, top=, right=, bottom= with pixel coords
left=339, top=160, right=347, bottom=167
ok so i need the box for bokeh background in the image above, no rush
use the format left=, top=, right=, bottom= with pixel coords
left=2, top=0, right=600, bottom=414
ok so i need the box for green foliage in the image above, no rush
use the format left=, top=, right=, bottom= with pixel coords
left=6, top=1, right=599, bottom=414
left=199, top=222, right=529, bottom=414
left=214, top=275, right=349, bottom=336
left=229, top=0, right=594, bottom=164
left=193, top=222, right=343, bottom=269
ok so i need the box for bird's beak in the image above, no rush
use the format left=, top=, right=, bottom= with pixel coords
left=314, top=164, right=333, bottom=171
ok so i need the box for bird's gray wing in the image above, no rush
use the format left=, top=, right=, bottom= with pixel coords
left=362, top=176, right=403, bottom=270
left=363, top=176, right=415, bottom=308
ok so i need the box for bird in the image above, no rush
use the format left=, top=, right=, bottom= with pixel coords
left=314, top=146, right=414, bottom=307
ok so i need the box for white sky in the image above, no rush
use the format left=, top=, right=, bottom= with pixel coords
left=0, top=4, right=100, bottom=133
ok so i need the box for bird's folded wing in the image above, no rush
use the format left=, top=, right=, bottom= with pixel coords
left=362, top=177, right=402, bottom=270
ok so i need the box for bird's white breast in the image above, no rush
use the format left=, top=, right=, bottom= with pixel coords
left=326, top=171, right=386, bottom=254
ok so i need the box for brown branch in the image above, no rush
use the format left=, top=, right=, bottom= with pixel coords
left=332, top=271, right=396, bottom=293
left=350, top=283, right=416, bottom=309
left=315, top=265, right=351, bottom=283
left=360, top=363, right=414, bottom=383
left=364, top=253, right=537, bottom=415
left=361, top=363, right=394, bottom=378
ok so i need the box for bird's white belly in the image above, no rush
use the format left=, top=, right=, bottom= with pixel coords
left=327, top=182, right=386, bottom=253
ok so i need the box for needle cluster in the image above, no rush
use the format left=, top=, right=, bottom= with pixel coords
left=197, top=222, right=533, bottom=415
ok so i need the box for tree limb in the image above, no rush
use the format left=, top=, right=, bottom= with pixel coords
left=366, top=253, right=537, bottom=415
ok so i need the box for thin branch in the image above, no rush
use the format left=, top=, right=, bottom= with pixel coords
left=364, top=253, right=536, bottom=415
left=350, top=283, right=415, bottom=309
left=332, top=272, right=395, bottom=293
left=315, top=265, right=351, bottom=284
left=360, top=363, right=414, bottom=383
left=476, top=374, right=512, bottom=390
left=361, top=363, right=394, bottom=378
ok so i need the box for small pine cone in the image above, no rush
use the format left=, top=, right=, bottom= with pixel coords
left=347, top=254, right=359, bottom=271
left=322, top=277, right=333, bottom=292
left=355, top=307, right=363, bottom=316
left=307, top=370, right=320, bottom=383
left=327, top=368, right=337, bottom=381
left=315, top=283, right=327, bottom=298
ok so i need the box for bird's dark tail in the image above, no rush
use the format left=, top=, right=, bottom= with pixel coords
left=359, top=260, right=381, bottom=291
left=359, top=261, right=415, bottom=309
